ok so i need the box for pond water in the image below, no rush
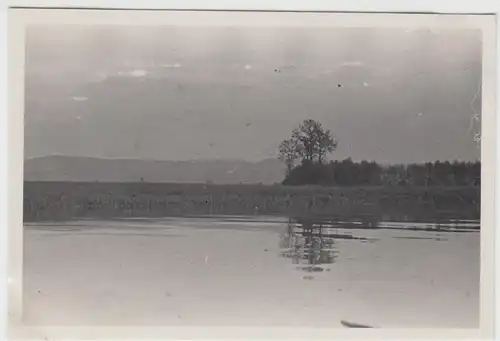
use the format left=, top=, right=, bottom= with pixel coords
left=23, top=216, right=479, bottom=328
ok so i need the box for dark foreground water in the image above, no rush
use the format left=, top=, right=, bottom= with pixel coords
left=23, top=216, right=479, bottom=328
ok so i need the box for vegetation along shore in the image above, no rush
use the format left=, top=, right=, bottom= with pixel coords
left=24, top=181, right=480, bottom=223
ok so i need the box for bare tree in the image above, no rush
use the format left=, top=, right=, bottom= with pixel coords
left=284, top=119, right=337, bottom=165
left=278, top=139, right=300, bottom=175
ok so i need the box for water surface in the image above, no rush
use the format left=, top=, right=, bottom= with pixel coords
left=23, top=216, right=479, bottom=328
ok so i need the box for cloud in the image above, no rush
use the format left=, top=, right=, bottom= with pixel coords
left=71, top=96, right=88, bottom=102
left=117, top=69, right=148, bottom=77
left=233, top=64, right=254, bottom=70
left=340, top=61, right=365, bottom=67
left=321, top=61, right=368, bottom=76
left=226, top=165, right=239, bottom=174
left=130, top=69, right=148, bottom=77
left=89, top=72, right=108, bottom=83
left=161, top=63, right=182, bottom=68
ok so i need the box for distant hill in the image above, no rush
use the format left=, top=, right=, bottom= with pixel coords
left=24, top=155, right=286, bottom=184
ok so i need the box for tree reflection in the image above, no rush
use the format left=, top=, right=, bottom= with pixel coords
left=280, top=217, right=339, bottom=272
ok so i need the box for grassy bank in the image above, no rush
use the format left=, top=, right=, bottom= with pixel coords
left=23, top=181, right=481, bottom=223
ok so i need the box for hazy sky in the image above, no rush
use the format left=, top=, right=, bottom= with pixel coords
left=25, top=25, right=482, bottom=163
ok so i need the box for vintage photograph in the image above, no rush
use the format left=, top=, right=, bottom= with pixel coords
left=16, top=11, right=489, bottom=330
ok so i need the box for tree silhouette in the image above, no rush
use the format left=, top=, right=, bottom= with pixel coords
left=280, top=119, right=338, bottom=166
left=278, top=120, right=480, bottom=187
left=278, top=139, right=300, bottom=175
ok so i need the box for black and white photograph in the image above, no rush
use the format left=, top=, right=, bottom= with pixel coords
left=7, top=9, right=497, bottom=337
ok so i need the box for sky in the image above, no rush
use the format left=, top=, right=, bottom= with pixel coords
left=24, top=25, right=482, bottom=164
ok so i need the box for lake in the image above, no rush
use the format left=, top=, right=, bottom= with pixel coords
left=23, top=216, right=479, bottom=328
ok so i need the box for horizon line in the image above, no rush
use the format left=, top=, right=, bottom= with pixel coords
left=25, top=153, right=481, bottom=165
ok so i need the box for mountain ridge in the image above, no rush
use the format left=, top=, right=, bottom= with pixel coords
left=24, top=155, right=286, bottom=184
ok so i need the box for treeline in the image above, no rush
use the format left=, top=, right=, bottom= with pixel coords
left=283, top=159, right=481, bottom=187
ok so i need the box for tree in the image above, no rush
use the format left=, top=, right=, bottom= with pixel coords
left=278, top=139, right=299, bottom=175
left=280, top=119, right=338, bottom=165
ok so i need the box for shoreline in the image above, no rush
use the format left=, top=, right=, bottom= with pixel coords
left=23, top=181, right=481, bottom=223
